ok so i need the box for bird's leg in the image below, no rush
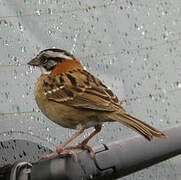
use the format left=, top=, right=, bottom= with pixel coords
left=65, top=125, right=102, bottom=152
left=56, top=127, right=84, bottom=153
left=79, top=125, right=102, bottom=146
left=41, top=127, right=84, bottom=159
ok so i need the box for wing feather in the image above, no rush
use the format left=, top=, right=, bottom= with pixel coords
left=43, top=69, right=121, bottom=112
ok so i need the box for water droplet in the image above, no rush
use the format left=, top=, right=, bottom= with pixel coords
left=3, top=40, right=9, bottom=46
left=16, top=106, right=20, bottom=113
left=166, top=120, right=170, bottom=124
left=89, top=174, right=93, bottom=179
left=3, top=133, right=7, bottom=137
left=149, top=94, right=155, bottom=101
left=48, top=8, right=53, bottom=15
left=160, top=118, right=163, bottom=122
left=137, top=25, right=143, bottom=31
left=30, top=115, right=35, bottom=120
left=35, top=10, right=41, bottom=16
left=1, top=20, right=8, bottom=26
left=20, top=46, right=26, bottom=52
left=176, top=81, right=181, bottom=88
left=48, top=29, right=53, bottom=35
left=5, top=92, right=9, bottom=99
left=161, top=11, right=167, bottom=16
left=141, top=31, right=145, bottom=35
left=18, top=22, right=24, bottom=31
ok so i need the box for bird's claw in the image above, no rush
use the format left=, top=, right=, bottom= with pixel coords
left=40, top=144, right=95, bottom=161
left=40, top=151, right=58, bottom=160
left=64, top=143, right=95, bottom=159
left=40, top=148, right=77, bottom=160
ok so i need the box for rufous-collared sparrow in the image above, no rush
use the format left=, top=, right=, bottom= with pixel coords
left=28, top=48, right=167, bottom=158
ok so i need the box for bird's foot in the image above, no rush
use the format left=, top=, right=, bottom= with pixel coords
left=65, top=143, right=95, bottom=159
left=40, top=147, right=74, bottom=160
left=40, top=151, right=58, bottom=160
left=40, top=144, right=95, bottom=160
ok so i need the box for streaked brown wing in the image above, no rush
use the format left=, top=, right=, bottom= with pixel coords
left=64, top=87, right=118, bottom=111
left=43, top=69, right=121, bottom=112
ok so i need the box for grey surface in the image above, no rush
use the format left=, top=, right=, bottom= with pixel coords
left=12, top=125, right=181, bottom=180
left=0, top=0, right=181, bottom=179
left=0, top=139, right=51, bottom=168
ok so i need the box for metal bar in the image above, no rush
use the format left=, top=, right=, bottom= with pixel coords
left=8, top=124, right=181, bottom=180
left=29, top=124, right=181, bottom=180
left=95, top=124, right=181, bottom=179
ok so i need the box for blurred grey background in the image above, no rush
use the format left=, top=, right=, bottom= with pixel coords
left=0, top=0, right=181, bottom=179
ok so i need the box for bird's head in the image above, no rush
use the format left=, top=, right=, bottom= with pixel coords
left=27, top=48, right=82, bottom=74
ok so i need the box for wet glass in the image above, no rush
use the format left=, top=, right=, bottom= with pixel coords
left=0, top=0, right=181, bottom=179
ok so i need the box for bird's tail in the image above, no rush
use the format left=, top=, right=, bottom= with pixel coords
left=109, top=112, right=167, bottom=141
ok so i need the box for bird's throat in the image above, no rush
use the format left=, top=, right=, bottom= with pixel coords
left=51, top=59, right=83, bottom=75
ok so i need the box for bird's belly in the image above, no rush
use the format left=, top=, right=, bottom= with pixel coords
left=34, top=76, right=104, bottom=129
left=35, top=96, right=102, bottom=129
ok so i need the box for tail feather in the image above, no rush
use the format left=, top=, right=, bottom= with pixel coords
left=111, top=112, right=167, bottom=141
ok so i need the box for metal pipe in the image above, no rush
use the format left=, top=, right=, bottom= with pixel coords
left=8, top=124, right=181, bottom=180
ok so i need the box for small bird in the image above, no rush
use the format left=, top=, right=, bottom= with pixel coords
left=28, top=48, right=167, bottom=158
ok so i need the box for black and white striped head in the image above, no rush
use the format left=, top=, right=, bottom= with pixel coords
left=27, top=48, right=75, bottom=73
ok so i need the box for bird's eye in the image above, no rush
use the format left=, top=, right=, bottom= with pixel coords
left=43, top=59, right=48, bottom=64
left=40, top=55, right=48, bottom=64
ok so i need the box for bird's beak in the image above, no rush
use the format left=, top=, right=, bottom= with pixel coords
left=27, top=58, right=39, bottom=66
